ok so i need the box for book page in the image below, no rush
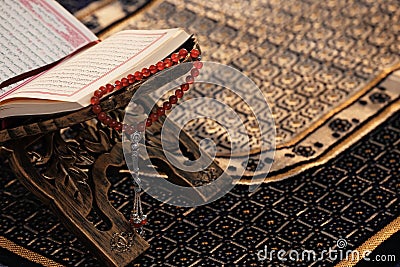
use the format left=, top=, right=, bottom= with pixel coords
left=3, top=29, right=188, bottom=106
left=0, top=0, right=97, bottom=94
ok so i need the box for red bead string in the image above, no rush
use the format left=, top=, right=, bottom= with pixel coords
left=90, top=48, right=202, bottom=133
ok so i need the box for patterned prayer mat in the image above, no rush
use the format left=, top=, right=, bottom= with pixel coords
left=1, top=0, right=400, bottom=266
left=56, top=0, right=152, bottom=34
left=55, top=0, right=97, bottom=14
left=101, top=0, right=400, bottom=181
left=0, top=93, right=399, bottom=266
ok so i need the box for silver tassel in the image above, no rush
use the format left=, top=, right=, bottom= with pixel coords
left=129, top=131, right=147, bottom=236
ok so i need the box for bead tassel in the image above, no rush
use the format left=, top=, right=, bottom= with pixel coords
left=89, top=48, right=201, bottom=235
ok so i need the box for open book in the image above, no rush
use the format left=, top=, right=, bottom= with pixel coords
left=0, top=0, right=191, bottom=118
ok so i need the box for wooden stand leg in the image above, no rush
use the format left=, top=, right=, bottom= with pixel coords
left=3, top=134, right=148, bottom=267
left=1, top=113, right=224, bottom=266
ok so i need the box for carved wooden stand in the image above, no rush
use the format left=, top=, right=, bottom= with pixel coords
left=0, top=39, right=220, bottom=266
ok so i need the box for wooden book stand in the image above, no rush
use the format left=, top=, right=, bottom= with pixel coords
left=0, top=40, right=221, bottom=266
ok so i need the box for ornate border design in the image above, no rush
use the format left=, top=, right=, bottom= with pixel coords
left=0, top=236, right=64, bottom=267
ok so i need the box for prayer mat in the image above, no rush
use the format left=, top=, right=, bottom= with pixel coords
left=0, top=104, right=399, bottom=266
left=1, top=0, right=399, bottom=266
left=101, top=0, right=400, bottom=181
left=56, top=0, right=152, bottom=34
